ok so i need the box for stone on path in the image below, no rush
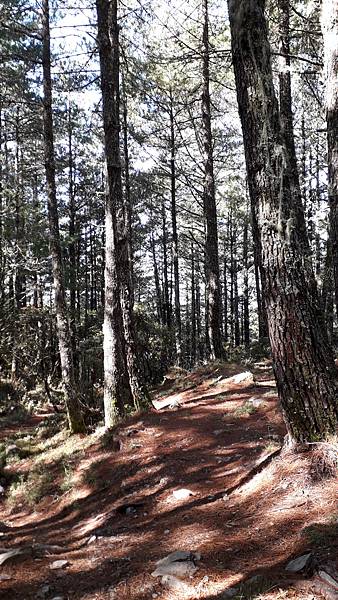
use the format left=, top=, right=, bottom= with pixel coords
left=152, top=550, right=200, bottom=578
left=172, top=489, right=195, bottom=500
left=87, top=535, right=97, bottom=545
left=5, top=444, right=20, bottom=457
left=50, top=560, right=69, bottom=570
left=36, top=584, right=51, bottom=599
left=318, top=569, right=338, bottom=589
left=230, top=371, right=255, bottom=385
left=285, top=553, right=312, bottom=573
left=0, top=548, right=25, bottom=566
left=220, top=588, right=238, bottom=598
left=247, top=397, right=265, bottom=408
left=161, top=574, right=192, bottom=592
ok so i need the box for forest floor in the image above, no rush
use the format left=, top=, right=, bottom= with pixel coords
left=0, top=360, right=337, bottom=600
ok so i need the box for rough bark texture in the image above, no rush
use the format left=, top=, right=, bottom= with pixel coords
left=243, top=218, right=250, bottom=347
left=151, top=232, right=162, bottom=322
left=202, top=0, right=223, bottom=360
left=96, top=0, right=133, bottom=426
left=169, top=90, right=182, bottom=366
left=122, top=80, right=134, bottom=306
left=42, top=0, right=85, bottom=434
left=322, top=236, right=334, bottom=342
left=278, top=0, right=309, bottom=255
left=161, top=196, right=171, bottom=329
left=191, top=243, right=196, bottom=366
left=228, top=0, right=337, bottom=443
left=223, top=241, right=228, bottom=343
left=321, top=0, right=338, bottom=320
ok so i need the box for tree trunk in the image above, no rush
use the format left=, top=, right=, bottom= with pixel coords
left=169, top=89, right=182, bottom=366
left=321, top=0, right=338, bottom=321
left=67, top=101, right=79, bottom=376
left=195, top=259, right=203, bottom=362
left=229, top=213, right=234, bottom=346
left=322, top=235, right=334, bottom=342
left=119, top=227, right=149, bottom=409
left=233, top=252, right=240, bottom=347
left=191, top=243, right=196, bottom=367
left=161, top=196, right=171, bottom=328
left=151, top=232, right=162, bottom=322
left=121, top=77, right=134, bottom=305
left=223, top=240, right=228, bottom=343
left=228, top=0, right=337, bottom=444
left=243, top=217, right=250, bottom=347
left=278, top=0, right=309, bottom=256
left=41, top=0, right=85, bottom=433
left=202, top=0, right=223, bottom=360
left=96, top=0, right=133, bottom=426
left=14, top=109, right=26, bottom=310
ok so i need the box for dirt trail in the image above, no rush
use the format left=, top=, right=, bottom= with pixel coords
left=0, top=363, right=336, bottom=600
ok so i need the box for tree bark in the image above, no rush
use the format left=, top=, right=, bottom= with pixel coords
left=41, top=0, right=85, bottom=433
left=278, top=0, right=309, bottom=256
left=169, top=89, right=182, bottom=366
left=223, top=240, right=228, bottom=343
left=321, top=0, right=338, bottom=321
left=121, top=77, right=134, bottom=305
left=243, top=217, right=250, bottom=347
left=322, top=235, right=334, bottom=342
left=202, top=0, right=223, bottom=360
left=228, top=0, right=337, bottom=444
left=96, top=0, right=133, bottom=426
left=67, top=101, right=79, bottom=377
left=191, top=243, right=196, bottom=367
left=233, top=251, right=240, bottom=347
left=161, top=196, right=171, bottom=328
left=150, top=231, right=162, bottom=322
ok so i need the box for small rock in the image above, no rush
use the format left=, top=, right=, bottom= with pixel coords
left=220, top=588, right=238, bottom=598
left=318, top=569, right=338, bottom=588
left=161, top=574, right=191, bottom=593
left=152, top=550, right=200, bottom=578
left=248, top=397, right=264, bottom=407
left=116, top=503, right=143, bottom=515
left=285, top=553, right=312, bottom=573
left=50, top=560, right=69, bottom=570
left=5, top=444, right=19, bottom=457
left=172, top=488, right=195, bottom=500
left=51, top=597, right=64, bottom=600
left=0, top=486, right=5, bottom=495
left=0, top=547, right=25, bottom=566
left=231, top=371, right=254, bottom=385
left=36, top=584, right=51, bottom=599
left=87, top=535, right=97, bottom=545
left=164, top=529, right=170, bottom=534
left=0, top=574, right=12, bottom=582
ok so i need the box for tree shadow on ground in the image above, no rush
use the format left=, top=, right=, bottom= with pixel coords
left=1, top=373, right=335, bottom=600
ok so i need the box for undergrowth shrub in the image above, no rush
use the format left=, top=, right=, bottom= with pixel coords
left=7, top=465, right=54, bottom=508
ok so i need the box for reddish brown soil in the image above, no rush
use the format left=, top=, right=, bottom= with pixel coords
left=0, top=362, right=337, bottom=600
